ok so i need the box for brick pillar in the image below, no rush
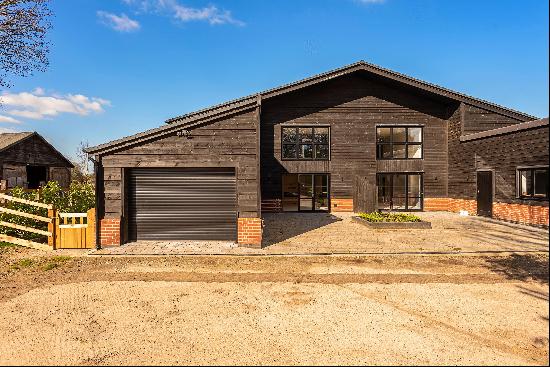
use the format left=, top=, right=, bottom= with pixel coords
left=237, top=217, right=263, bottom=248
left=100, top=217, right=121, bottom=246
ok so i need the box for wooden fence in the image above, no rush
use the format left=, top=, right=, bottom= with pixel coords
left=0, top=193, right=96, bottom=250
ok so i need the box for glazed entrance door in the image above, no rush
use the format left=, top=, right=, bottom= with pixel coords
left=283, top=174, right=329, bottom=212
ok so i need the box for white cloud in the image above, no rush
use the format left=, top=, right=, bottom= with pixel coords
left=0, top=127, right=20, bottom=133
left=123, top=0, right=244, bottom=26
left=0, top=89, right=111, bottom=121
left=0, top=115, right=21, bottom=124
left=97, top=11, right=141, bottom=32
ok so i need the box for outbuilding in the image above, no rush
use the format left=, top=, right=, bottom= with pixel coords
left=0, top=132, right=73, bottom=189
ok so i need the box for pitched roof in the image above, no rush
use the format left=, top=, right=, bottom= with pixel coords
left=0, top=132, right=34, bottom=152
left=86, top=60, right=539, bottom=155
left=0, top=131, right=74, bottom=167
left=460, top=117, right=549, bottom=142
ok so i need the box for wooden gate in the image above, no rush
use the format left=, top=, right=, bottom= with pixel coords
left=56, top=209, right=96, bottom=249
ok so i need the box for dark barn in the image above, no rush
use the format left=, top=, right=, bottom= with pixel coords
left=0, top=132, right=73, bottom=190
left=86, top=61, right=549, bottom=248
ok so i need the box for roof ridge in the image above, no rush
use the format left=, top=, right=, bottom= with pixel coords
left=165, top=60, right=536, bottom=124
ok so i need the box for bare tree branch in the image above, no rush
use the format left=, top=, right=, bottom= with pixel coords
left=0, top=0, right=52, bottom=88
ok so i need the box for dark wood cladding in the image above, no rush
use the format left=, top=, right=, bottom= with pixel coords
left=449, top=119, right=549, bottom=205
left=100, top=109, right=259, bottom=219
left=260, top=72, right=453, bottom=202
left=0, top=134, right=71, bottom=167
left=462, top=104, right=524, bottom=134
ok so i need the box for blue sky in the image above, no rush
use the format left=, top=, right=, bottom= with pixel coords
left=0, top=0, right=548, bottom=160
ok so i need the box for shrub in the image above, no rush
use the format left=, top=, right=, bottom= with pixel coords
left=0, top=181, right=95, bottom=242
left=358, top=212, right=422, bottom=223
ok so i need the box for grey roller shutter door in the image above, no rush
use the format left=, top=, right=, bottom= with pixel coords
left=129, top=168, right=237, bottom=241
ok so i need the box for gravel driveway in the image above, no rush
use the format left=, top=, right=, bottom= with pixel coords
left=94, top=211, right=549, bottom=255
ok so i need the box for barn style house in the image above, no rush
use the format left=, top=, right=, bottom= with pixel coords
left=86, top=61, right=549, bottom=248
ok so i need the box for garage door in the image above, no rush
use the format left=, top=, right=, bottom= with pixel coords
left=128, top=168, right=237, bottom=241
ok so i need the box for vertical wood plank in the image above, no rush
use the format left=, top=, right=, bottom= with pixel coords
left=48, top=208, right=57, bottom=250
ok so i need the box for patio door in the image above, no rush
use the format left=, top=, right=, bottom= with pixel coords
left=283, top=174, right=329, bottom=212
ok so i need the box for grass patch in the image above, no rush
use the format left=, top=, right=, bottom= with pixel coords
left=358, top=212, right=422, bottom=223
left=0, top=241, right=17, bottom=248
left=42, top=256, right=71, bottom=271
left=10, top=258, right=36, bottom=270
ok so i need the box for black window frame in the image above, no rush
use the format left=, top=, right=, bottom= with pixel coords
left=376, top=172, right=424, bottom=211
left=376, top=125, right=424, bottom=160
left=517, top=166, right=549, bottom=200
left=281, top=126, right=330, bottom=161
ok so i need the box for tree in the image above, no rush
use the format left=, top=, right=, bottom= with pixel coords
left=0, top=0, right=52, bottom=88
left=71, top=140, right=94, bottom=184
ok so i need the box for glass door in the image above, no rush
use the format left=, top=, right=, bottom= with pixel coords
left=299, top=174, right=313, bottom=211
left=314, top=174, right=329, bottom=211
left=283, top=174, right=330, bottom=212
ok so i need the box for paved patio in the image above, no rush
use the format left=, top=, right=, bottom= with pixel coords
left=92, top=212, right=549, bottom=256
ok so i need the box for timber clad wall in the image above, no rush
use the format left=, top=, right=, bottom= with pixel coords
left=260, top=73, right=453, bottom=204
left=462, top=104, right=524, bottom=134
left=100, top=109, right=260, bottom=224
left=449, top=119, right=548, bottom=203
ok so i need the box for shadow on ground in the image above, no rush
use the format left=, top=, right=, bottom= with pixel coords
left=483, top=254, right=549, bottom=284
left=262, top=213, right=342, bottom=247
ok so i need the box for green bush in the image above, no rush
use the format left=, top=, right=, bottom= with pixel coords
left=0, top=181, right=95, bottom=242
left=358, top=212, right=422, bottom=223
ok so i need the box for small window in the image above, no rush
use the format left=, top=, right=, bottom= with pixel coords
left=518, top=167, right=548, bottom=200
left=282, top=126, right=330, bottom=160
left=376, top=126, right=423, bottom=160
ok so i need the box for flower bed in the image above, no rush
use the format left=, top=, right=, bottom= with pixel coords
left=352, top=212, right=431, bottom=229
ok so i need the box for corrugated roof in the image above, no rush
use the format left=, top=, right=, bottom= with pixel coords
left=0, top=132, right=34, bottom=152
left=86, top=60, right=539, bottom=155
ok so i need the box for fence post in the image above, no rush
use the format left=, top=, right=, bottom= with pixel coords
left=48, top=207, right=57, bottom=250
left=87, top=208, right=96, bottom=249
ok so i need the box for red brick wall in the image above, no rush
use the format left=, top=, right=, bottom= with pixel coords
left=331, top=198, right=353, bottom=212
left=237, top=217, right=263, bottom=248
left=424, top=198, right=450, bottom=212
left=493, top=202, right=549, bottom=226
left=424, top=198, right=477, bottom=214
left=424, top=197, right=548, bottom=226
left=100, top=218, right=121, bottom=246
left=448, top=199, right=477, bottom=214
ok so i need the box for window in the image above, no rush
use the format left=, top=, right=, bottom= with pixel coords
left=377, top=173, right=423, bottom=211
left=376, top=126, right=423, bottom=159
left=282, top=126, right=330, bottom=160
left=518, top=167, right=549, bottom=200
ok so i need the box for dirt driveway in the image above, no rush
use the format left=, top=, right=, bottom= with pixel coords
left=0, top=244, right=548, bottom=365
